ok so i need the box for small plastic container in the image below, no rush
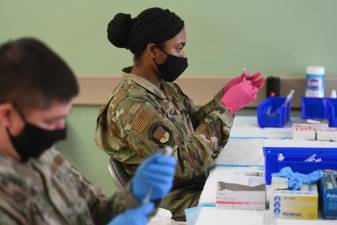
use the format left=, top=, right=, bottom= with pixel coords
left=305, top=66, right=325, bottom=97
left=301, top=97, right=328, bottom=120
left=257, top=97, right=290, bottom=128
left=326, top=98, right=337, bottom=127
left=264, top=146, right=337, bottom=184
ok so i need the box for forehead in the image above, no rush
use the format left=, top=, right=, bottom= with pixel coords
left=25, top=101, right=73, bottom=119
left=164, top=28, right=186, bottom=47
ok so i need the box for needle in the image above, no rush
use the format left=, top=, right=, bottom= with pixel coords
left=142, top=146, right=173, bottom=204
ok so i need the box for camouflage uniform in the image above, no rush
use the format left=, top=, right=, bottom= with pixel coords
left=96, top=70, right=234, bottom=221
left=0, top=149, right=139, bottom=225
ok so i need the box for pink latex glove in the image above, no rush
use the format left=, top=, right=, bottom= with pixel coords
left=247, top=72, right=266, bottom=91
left=220, top=81, right=258, bottom=113
left=223, top=72, right=249, bottom=93
left=224, top=72, right=266, bottom=93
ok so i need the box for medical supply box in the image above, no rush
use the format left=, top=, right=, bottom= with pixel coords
left=257, top=97, right=290, bottom=128
left=319, top=171, right=337, bottom=219
left=292, top=120, right=337, bottom=142
left=292, top=120, right=329, bottom=141
left=263, top=140, right=337, bottom=185
left=270, top=177, right=318, bottom=220
left=216, top=174, right=266, bottom=210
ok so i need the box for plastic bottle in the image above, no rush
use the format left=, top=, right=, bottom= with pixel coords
left=305, top=66, right=325, bottom=97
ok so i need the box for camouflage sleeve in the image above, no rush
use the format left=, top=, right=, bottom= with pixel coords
left=0, top=191, right=27, bottom=225
left=0, top=209, right=21, bottom=225
left=173, top=83, right=227, bottom=131
left=111, top=96, right=234, bottom=181
left=70, top=167, right=139, bottom=225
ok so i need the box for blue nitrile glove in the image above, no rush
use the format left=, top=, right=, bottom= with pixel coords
left=131, top=152, right=177, bottom=203
left=107, top=203, right=154, bottom=225
left=272, top=167, right=323, bottom=190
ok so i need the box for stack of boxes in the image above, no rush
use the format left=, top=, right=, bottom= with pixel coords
left=264, top=140, right=337, bottom=220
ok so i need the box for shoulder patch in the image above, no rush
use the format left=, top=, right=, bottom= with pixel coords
left=128, top=103, right=142, bottom=115
left=131, top=108, right=154, bottom=133
left=50, top=154, right=64, bottom=173
left=148, top=122, right=173, bottom=146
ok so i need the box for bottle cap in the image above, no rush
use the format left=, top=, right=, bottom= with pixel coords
left=306, top=66, right=325, bottom=75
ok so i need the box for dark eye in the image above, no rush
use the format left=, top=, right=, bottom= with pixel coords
left=44, top=120, right=54, bottom=125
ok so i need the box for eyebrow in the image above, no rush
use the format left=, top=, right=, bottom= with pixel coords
left=176, top=42, right=186, bottom=47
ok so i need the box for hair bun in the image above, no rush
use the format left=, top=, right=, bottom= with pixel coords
left=107, top=13, right=133, bottom=48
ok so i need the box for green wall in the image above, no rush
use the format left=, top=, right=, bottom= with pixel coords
left=1, top=0, right=337, bottom=76
left=55, top=106, right=116, bottom=194
left=1, top=0, right=337, bottom=194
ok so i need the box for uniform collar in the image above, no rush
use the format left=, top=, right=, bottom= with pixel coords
left=0, top=149, right=33, bottom=172
left=122, top=67, right=167, bottom=99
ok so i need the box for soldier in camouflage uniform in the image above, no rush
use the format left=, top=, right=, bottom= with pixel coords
left=0, top=38, right=176, bottom=225
left=96, top=8, right=265, bottom=221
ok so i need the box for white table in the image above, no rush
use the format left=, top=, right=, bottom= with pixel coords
left=188, top=116, right=336, bottom=225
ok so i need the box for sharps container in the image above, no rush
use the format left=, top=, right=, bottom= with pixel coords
left=305, top=66, right=325, bottom=97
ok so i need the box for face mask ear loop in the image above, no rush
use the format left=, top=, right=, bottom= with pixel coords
left=152, top=56, right=160, bottom=67
left=5, top=127, right=14, bottom=140
left=10, top=103, right=27, bottom=124
left=156, top=45, right=170, bottom=56
left=5, top=104, right=26, bottom=139
left=153, top=45, right=170, bottom=67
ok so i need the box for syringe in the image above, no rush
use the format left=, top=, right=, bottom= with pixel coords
left=142, top=146, right=173, bottom=204
left=242, top=65, right=247, bottom=82
left=266, top=89, right=295, bottom=117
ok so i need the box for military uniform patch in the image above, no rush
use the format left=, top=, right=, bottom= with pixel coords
left=131, top=108, right=154, bottom=133
left=129, top=103, right=142, bottom=115
left=50, top=155, right=64, bottom=173
left=149, top=123, right=172, bottom=146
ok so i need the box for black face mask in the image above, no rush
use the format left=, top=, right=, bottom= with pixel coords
left=7, top=111, right=67, bottom=162
left=154, top=48, right=188, bottom=82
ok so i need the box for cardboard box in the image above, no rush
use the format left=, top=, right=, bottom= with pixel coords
left=319, top=171, right=337, bottom=219
left=292, top=120, right=329, bottom=141
left=317, top=128, right=337, bottom=142
left=216, top=174, right=266, bottom=210
left=270, top=177, right=318, bottom=220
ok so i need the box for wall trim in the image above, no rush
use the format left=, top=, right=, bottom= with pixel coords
left=74, top=75, right=337, bottom=108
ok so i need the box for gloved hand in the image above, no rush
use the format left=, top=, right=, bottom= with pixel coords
left=223, top=72, right=265, bottom=93
left=131, top=152, right=177, bottom=203
left=272, top=167, right=323, bottom=190
left=220, top=81, right=258, bottom=113
left=107, top=203, right=154, bottom=225
left=247, top=72, right=265, bottom=91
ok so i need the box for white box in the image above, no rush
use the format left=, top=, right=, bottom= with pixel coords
left=270, top=177, right=318, bottom=220
left=216, top=175, right=266, bottom=210
left=292, top=120, right=329, bottom=141
left=317, top=128, right=337, bottom=142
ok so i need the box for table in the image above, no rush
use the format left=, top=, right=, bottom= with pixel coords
left=188, top=116, right=336, bottom=225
